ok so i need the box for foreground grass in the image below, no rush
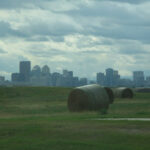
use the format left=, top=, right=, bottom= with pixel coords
left=0, top=87, right=150, bottom=150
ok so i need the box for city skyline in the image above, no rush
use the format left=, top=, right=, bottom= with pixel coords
left=1, top=60, right=150, bottom=88
left=0, top=0, right=150, bottom=80
left=0, top=60, right=150, bottom=81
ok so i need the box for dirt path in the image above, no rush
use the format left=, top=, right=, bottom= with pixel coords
left=93, top=118, right=150, bottom=121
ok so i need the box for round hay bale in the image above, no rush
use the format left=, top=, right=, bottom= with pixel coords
left=135, top=88, right=150, bottom=93
left=112, top=87, right=134, bottom=99
left=104, top=87, right=114, bottom=104
left=67, top=84, right=110, bottom=112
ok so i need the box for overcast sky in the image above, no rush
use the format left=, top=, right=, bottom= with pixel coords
left=0, top=0, right=150, bottom=80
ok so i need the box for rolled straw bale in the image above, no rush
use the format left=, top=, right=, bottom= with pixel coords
left=134, top=88, right=150, bottom=93
left=104, top=87, right=114, bottom=104
left=112, top=87, right=134, bottom=99
left=67, top=84, right=110, bottom=112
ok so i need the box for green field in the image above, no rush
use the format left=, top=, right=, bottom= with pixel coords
left=0, top=87, right=150, bottom=150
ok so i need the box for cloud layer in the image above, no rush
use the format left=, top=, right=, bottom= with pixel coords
left=0, top=0, right=150, bottom=80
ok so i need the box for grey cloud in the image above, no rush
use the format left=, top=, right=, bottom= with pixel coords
left=29, top=49, right=66, bottom=57
left=0, top=0, right=34, bottom=9
left=0, top=0, right=55, bottom=9
left=25, top=35, right=64, bottom=42
left=0, top=0, right=148, bottom=10
left=103, top=0, right=150, bottom=4
left=0, top=19, right=75, bottom=39
left=50, top=36, right=64, bottom=42
left=0, top=56, right=19, bottom=72
left=1, top=0, right=150, bottom=43
left=0, top=48, right=7, bottom=54
left=54, top=2, right=150, bottom=42
left=81, top=50, right=106, bottom=54
left=82, top=25, right=150, bottom=43
left=25, top=36, right=50, bottom=42
left=0, top=21, right=27, bottom=38
left=119, top=48, right=148, bottom=55
left=22, top=20, right=78, bottom=37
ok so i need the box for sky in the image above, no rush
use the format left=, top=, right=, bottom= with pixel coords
left=0, top=0, right=150, bottom=80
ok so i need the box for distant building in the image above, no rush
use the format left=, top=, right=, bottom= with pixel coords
left=133, top=71, right=144, bottom=87
left=79, top=78, right=87, bottom=86
left=42, top=65, right=50, bottom=75
left=0, top=76, right=5, bottom=82
left=72, top=77, right=79, bottom=87
left=63, top=70, right=73, bottom=78
left=118, top=79, right=133, bottom=87
left=113, top=70, right=120, bottom=86
left=19, top=61, right=31, bottom=82
left=89, top=80, right=96, bottom=85
left=146, top=76, right=150, bottom=86
left=31, top=65, right=41, bottom=77
left=63, top=70, right=68, bottom=77
left=30, top=75, right=52, bottom=86
left=11, top=73, right=22, bottom=82
left=96, top=72, right=105, bottom=85
left=105, top=68, right=114, bottom=86
left=62, top=70, right=74, bottom=87
left=52, top=72, right=61, bottom=86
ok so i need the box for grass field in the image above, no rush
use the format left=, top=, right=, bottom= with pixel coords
left=0, top=87, right=150, bottom=150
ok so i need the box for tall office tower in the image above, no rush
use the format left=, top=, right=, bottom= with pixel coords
left=62, top=70, right=74, bottom=87
left=146, top=76, right=150, bottom=86
left=31, top=65, right=41, bottom=77
left=63, top=70, right=68, bottom=77
left=19, top=61, right=31, bottom=82
left=72, top=77, right=79, bottom=87
left=113, top=70, right=120, bottom=86
left=42, top=65, right=50, bottom=75
left=51, top=72, right=61, bottom=86
left=79, top=78, right=87, bottom=86
left=133, top=71, right=144, bottom=87
left=68, top=71, right=73, bottom=78
left=105, top=68, right=114, bottom=86
left=96, top=72, right=105, bottom=85
left=146, top=76, right=150, bottom=82
left=0, top=76, right=5, bottom=82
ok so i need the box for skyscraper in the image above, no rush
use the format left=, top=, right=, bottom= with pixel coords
left=105, top=68, right=114, bottom=86
left=113, top=70, right=120, bottom=86
left=42, top=65, right=50, bottom=75
left=96, top=72, right=105, bottom=85
left=133, top=71, right=144, bottom=87
left=19, top=61, right=31, bottom=82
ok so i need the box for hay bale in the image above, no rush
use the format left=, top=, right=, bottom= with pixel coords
left=67, top=84, right=110, bottom=112
left=112, top=87, right=134, bottom=99
left=104, top=87, right=114, bottom=104
left=135, top=88, right=150, bottom=93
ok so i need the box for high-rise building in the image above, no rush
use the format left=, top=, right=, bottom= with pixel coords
left=31, top=65, right=41, bottom=77
left=133, top=71, right=144, bottom=87
left=79, top=78, right=87, bottom=86
left=105, top=68, right=114, bottom=86
left=113, top=70, right=120, bottom=86
left=72, top=77, right=79, bottom=87
left=63, top=70, right=68, bottom=77
left=63, top=70, right=73, bottom=78
left=19, top=61, right=31, bottom=82
left=11, top=73, right=22, bottom=82
left=0, top=76, right=5, bottom=82
left=146, top=76, right=150, bottom=86
left=42, top=65, right=50, bottom=75
left=96, top=72, right=105, bottom=85
left=52, top=72, right=61, bottom=86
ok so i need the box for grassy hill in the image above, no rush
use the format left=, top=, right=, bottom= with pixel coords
left=0, top=87, right=150, bottom=150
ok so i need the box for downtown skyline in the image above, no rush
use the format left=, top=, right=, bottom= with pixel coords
left=0, top=61, right=150, bottom=88
left=0, top=60, right=150, bottom=81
